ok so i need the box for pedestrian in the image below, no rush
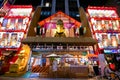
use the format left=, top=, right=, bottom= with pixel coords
left=52, top=59, right=58, bottom=78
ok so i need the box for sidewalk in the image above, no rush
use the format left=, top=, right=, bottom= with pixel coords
left=0, top=76, right=107, bottom=80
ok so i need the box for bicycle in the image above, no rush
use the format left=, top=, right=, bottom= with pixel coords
left=104, top=66, right=120, bottom=80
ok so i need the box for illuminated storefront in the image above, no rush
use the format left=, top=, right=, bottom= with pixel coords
left=87, top=6, right=120, bottom=74
left=0, top=5, right=33, bottom=76
left=22, top=7, right=98, bottom=78
left=87, top=6, right=120, bottom=53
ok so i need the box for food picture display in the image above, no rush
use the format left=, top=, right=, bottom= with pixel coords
left=0, top=5, right=33, bottom=49
left=96, top=33, right=120, bottom=49
left=109, top=34, right=118, bottom=47
left=0, top=32, right=23, bottom=48
left=0, top=17, right=29, bottom=31
left=0, top=33, right=10, bottom=47
left=104, top=20, right=109, bottom=30
left=8, top=19, right=16, bottom=30
left=15, top=18, right=29, bottom=30
left=10, top=33, right=17, bottom=46
left=0, top=5, right=33, bottom=76
left=17, top=19, right=23, bottom=30
left=101, top=34, right=110, bottom=48
left=96, top=20, right=102, bottom=30
left=10, top=33, right=23, bottom=48
left=92, top=20, right=120, bottom=31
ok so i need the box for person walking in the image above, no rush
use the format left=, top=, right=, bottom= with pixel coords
left=52, top=59, right=58, bottom=78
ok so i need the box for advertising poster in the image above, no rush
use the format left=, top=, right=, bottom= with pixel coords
left=10, top=33, right=18, bottom=47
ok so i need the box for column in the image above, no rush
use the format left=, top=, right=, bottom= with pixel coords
left=41, top=0, right=44, bottom=7
left=77, top=0, right=80, bottom=8
left=51, top=0, right=56, bottom=15
left=65, top=0, right=69, bottom=15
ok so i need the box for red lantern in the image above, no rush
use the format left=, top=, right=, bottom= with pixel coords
left=109, top=63, right=116, bottom=71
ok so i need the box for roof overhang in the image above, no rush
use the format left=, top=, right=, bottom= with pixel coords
left=22, top=37, right=98, bottom=46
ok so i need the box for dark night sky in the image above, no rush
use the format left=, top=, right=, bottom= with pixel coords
left=13, top=0, right=120, bottom=15
left=80, top=0, right=108, bottom=8
left=14, top=0, right=110, bottom=8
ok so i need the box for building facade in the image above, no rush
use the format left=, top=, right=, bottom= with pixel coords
left=39, top=0, right=80, bottom=21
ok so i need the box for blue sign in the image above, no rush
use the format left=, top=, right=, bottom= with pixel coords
left=104, top=49, right=118, bottom=54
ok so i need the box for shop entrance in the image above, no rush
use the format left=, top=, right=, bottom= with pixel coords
left=29, top=51, right=98, bottom=78
left=27, top=54, right=49, bottom=78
